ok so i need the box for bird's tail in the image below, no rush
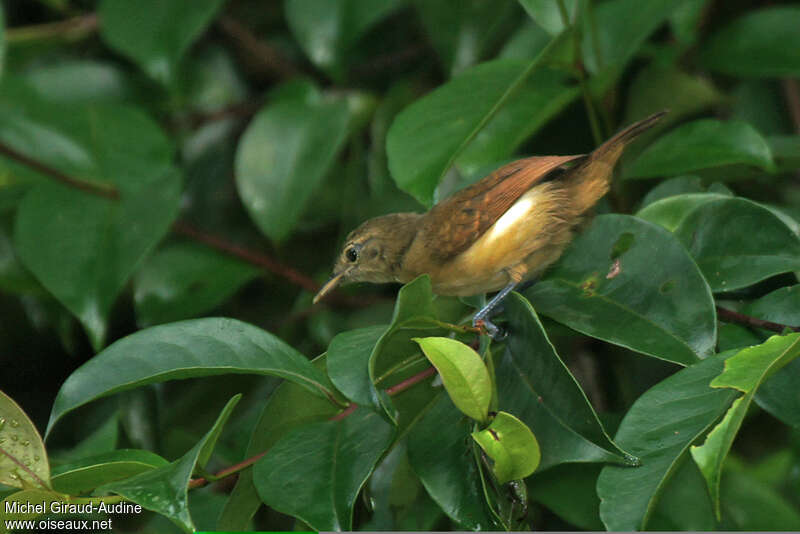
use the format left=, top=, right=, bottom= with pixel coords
left=565, top=110, right=667, bottom=215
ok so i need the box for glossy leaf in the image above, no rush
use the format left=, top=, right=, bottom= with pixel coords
left=471, top=411, right=540, bottom=484
left=407, top=393, right=495, bottom=530
left=646, top=455, right=717, bottom=531
left=387, top=36, right=567, bottom=207
left=636, top=193, right=730, bottom=232
left=627, top=119, right=774, bottom=179
left=51, top=449, right=168, bottom=494
left=497, top=293, right=633, bottom=468
left=518, top=0, right=576, bottom=35
left=639, top=176, right=706, bottom=208
left=133, top=243, right=259, bottom=327
left=47, top=318, right=334, bottom=436
left=18, top=60, right=134, bottom=104
left=99, top=0, right=226, bottom=84
left=528, top=214, right=716, bottom=364
left=0, top=390, right=49, bottom=489
left=235, top=94, right=350, bottom=243
left=327, top=325, right=387, bottom=409
left=691, top=334, right=800, bottom=516
left=285, top=0, right=403, bottom=78
left=253, top=407, right=394, bottom=531
left=414, top=337, right=491, bottom=423
left=527, top=464, right=604, bottom=530
left=597, top=354, right=737, bottom=531
left=701, top=6, right=800, bottom=78
left=674, top=198, right=800, bottom=292
left=100, top=395, right=240, bottom=533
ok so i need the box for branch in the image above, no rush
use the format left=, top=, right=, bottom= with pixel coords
left=217, top=15, right=299, bottom=80
left=6, top=13, right=99, bottom=44
left=716, top=305, right=800, bottom=334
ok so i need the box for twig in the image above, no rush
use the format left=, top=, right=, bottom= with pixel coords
left=385, top=366, right=437, bottom=396
left=188, top=451, right=267, bottom=489
left=0, top=142, right=119, bottom=199
left=6, top=13, right=99, bottom=44
left=217, top=15, right=299, bottom=80
left=716, top=305, right=800, bottom=334
left=186, top=100, right=264, bottom=129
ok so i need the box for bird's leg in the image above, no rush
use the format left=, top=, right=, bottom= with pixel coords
left=472, top=267, right=526, bottom=339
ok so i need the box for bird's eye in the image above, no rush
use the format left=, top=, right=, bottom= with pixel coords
left=345, top=247, right=359, bottom=262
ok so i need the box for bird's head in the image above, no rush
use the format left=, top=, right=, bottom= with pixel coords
left=313, top=213, right=420, bottom=303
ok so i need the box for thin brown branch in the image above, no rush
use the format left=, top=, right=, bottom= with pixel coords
left=218, top=15, right=299, bottom=80
left=188, top=451, right=267, bottom=489
left=716, top=305, right=800, bottom=334
left=7, top=13, right=99, bottom=44
left=0, top=142, right=119, bottom=199
left=783, top=79, right=800, bottom=134
left=385, top=366, right=437, bottom=396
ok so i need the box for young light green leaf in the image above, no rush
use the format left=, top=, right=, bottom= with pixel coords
left=626, top=119, right=774, bottom=179
left=674, top=198, right=800, bottom=292
left=253, top=407, right=394, bottom=531
left=597, top=353, right=737, bottom=531
left=99, top=395, right=240, bottom=533
left=51, top=449, right=168, bottom=495
left=235, top=95, right=350, bottom=243
left=413, top=337, right=491, bottom=423
left=471, top=411, right=540, bottom=484
left=47, top=318, right=335, bottom=436
left=701, top=6, right=800, bottom=78
left=99, top=0, right=226, bottom=85
left=0, top=390, right=49, bottom=489
left=528, top=214, right=715, bottom=364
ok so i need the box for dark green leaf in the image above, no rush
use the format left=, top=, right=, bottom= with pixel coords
left=18, top=60, right=134, bottom=104
left=99, top=0, right=226, bottom=85
left=627, top=119, right=774, bottom=179
left=285, top=0, right=403, bottom=79
left=498, top=293, right=633, bottom=468
left=527, top=464, right=604, bottom=530
left=133, top=243, right=259, bottom=327
left=639, top=175, right=706, bottom=208
left=253, top=407, right=394, bottom=531
left=100, top=395, right=240, bottom=533
left=636, top=192, right=730, bottom=232
left=674, top=198, right=800, bottom=292
left=471, top=411, right=540, bottom=484
left=646, top=455, right=716, bottom=531
left=327, top=325, right=387, bottom=409
left=597, top=354, right=737, bottom=531
left=407, top=393, right=496, bottom=530
left=770, top=135, right=800, bottom=172
left=528, top=214, right=715, bottom=364
left=235, top=95, right=350, bottom=243
left=0, top=390, right=49, bottom=489
left=47, top=318, right=335, bottom=436
left=51, top=449, right=168, bottom=494
left=518, top=0, right=576, bottom=35
left=719, top=458, right=800, bottom=530
left=414, top=337, right=491, bottom=423
left=701, top=6, right=800, bottom=78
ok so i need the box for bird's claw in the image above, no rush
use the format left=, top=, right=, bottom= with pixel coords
left=473, top=318, right=507, bottom=340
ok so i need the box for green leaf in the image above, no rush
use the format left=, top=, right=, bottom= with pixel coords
left=46, top=318, right=335, bottom=436
left=742, top=285, right=800, bottom=427
left=284, top=0, right=403, bottom=79
left=51, top=449, right=168, bottom=494
left=636, top=193, right=730, bottom=232
left=691, top=332, right=800, bottom=508
left=387, top=35, right=568, bottom=207
left=646, top=455, right=716, bottom=531
left=626, top=119, right=774, bottom=179
left=527, top=464, right=604, bottom=530
left=253, top=407, right=394, bottom=531
left=719, top=458, right=800, bottom=530
left=769, top=135, right=800, bottom=172
left=217, top=357, right=338, bottom=531
left=471, top=411, right=540, bottom=484
left=674, top=198, right=800, bottom=292
left=100, top=395, right=240, bottom=533
left=133, top=243, right=260, bottom=327
left=498, top=293, right=633, bottom=468
left=528, top=214, right=715, bottom=364
left=518, top=0, right=576, bottom=35
left=639, top=175, right=706, bottom=208
left=327, top=325, right=387, bottom=409
left=407, top=393, right=496, bottom=530
left=99, top=0, right=226, bottom=85
left=0, top=390, right=49, bottom=489
left=701, top=6, right=800, bottom=78
left=597, top=353, right=737, bottom=531
left=413, top=337, right=491, bottom=423
left=235, top=94, right=350, bottom=243
left=18, top=60, right=134, bottom=104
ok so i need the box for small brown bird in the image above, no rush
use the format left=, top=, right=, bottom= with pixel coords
left=315, top=111, right=666, bottom=335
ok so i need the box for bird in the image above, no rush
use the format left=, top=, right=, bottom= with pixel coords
left=314, top=111, right=667, bottom=336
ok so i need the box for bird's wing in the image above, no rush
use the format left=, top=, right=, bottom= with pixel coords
left=421, top=154, right=586, bottom=262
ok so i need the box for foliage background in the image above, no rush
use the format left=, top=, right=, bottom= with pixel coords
left=0, top=0, right=800, bottom=532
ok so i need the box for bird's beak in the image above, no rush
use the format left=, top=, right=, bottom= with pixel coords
left=313, top=269, right=349, bottom=304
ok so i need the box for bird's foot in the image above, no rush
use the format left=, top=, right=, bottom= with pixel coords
left=473, top=318, right=507, bottom=340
